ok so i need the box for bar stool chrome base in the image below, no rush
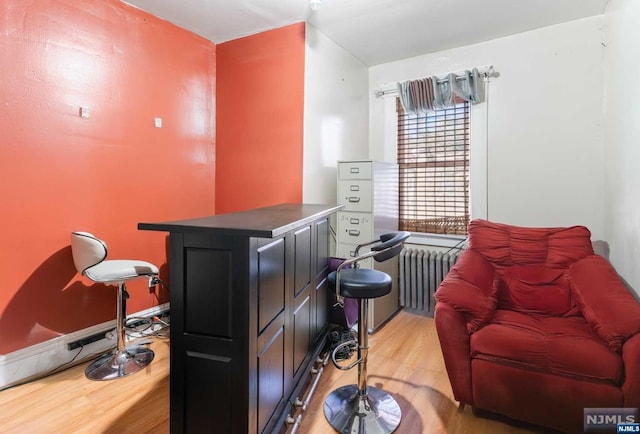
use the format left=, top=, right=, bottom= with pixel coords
left=324, top=384, right=401, bottom=434
left=85, top=346, right=154, bottom=381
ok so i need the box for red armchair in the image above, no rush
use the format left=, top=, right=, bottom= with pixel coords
left=434, top=220, right=640, bottom=433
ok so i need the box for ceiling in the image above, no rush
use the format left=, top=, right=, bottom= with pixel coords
left=122, top=0, right=610, bottom=66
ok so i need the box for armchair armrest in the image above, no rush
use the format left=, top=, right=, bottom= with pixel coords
left=567, top=255, right=640, bottom=352
left=435, top=303, right=474, bottom=406
left=622, top=333, right=640, bottom=408
left=435, top=249, right=498, bottom=332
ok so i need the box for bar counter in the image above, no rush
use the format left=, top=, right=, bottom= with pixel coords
left=139, top=203, right=342, bottom=433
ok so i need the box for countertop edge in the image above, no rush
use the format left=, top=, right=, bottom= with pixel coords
left=138, top=203, right=343, bottom=238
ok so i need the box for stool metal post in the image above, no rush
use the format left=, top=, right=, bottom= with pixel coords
left=117, top=283, right=127, bottom=353
left=357, top=298, right=369, bottom=397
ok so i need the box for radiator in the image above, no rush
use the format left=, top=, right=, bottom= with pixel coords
left=399, top=248, right=463, bottom=316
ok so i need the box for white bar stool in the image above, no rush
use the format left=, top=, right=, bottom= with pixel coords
left=71, top=231, right=158, bottom=381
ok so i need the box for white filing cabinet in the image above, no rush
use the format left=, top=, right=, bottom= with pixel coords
left=336, top=160, right=399, bottom=331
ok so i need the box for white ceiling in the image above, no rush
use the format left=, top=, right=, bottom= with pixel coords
left=122, top=0, right=609, bottom=66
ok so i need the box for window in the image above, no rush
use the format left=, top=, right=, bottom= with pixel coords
left=397, top=98, right=470, bottom=235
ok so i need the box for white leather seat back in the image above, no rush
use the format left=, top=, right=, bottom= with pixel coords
left=71, top=231, right=108, bottom=275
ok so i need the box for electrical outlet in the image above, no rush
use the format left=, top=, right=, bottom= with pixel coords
left=148, top=276, right=159, bottom=293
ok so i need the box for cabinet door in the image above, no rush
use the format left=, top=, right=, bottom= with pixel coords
left=292, top=226, right=312, bottom=375
left=257, top=318, right=285, bottom=433
left=292, top=292, right=311, bottom=375
left=293, top=226, right=311, bottom=297
left=172, top=233, right=241, bottom=434
left=256, top=237, right=287, bottom=434
left=184, top=353, right=232, bottom=433
left=257, top=238, right=286, bottom=334
left=314, top=218, right=329, bottom=337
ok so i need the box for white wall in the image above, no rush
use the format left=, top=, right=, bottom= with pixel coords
left=603, top=0, right=640, bottom=295
left=303, top=24, right=369, bottom=205
left=369, top=17, right=606, bottom=240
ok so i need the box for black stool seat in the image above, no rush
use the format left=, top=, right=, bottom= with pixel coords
left=328, top=268, right=392, bottom=299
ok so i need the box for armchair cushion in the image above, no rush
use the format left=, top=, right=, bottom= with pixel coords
left=471, top=310, right=623, bottom=384
left=496, top=266, right=573, bottom=316
left=568, top=255, right=640, bottom=352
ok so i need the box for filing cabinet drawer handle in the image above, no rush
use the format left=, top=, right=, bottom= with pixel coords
left=350, top=167, right=360, bottom=174
left=350, top=185, right=359, bottom=191
left=349, top=218, right=360, bottom=224
left=348, top=230, right=360, bottom=236
left=348, top=197, right=361, bottom=203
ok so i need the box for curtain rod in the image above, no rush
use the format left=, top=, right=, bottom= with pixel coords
left=374, top=65, right=497, bottom=98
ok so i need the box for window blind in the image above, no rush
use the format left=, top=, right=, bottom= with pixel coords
left=397, top=98, right=470, bottom=235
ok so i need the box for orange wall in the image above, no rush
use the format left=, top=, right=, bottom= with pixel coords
left=0, top=0, right=216, bottom=354
left=216, top=23, right=305, bottom=214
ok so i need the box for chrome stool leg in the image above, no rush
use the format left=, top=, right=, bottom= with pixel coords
left=85, top=282, right=155, bottom=381
left=324, top=298, right=402, bottom=433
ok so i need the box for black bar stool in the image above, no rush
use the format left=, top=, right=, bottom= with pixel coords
left=324, top=231, right=410, bottom=433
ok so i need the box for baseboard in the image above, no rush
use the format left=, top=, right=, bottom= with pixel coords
left=0, top=302, right=169, bottom=390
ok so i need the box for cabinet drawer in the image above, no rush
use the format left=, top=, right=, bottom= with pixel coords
left=337, top=180, right=372, bottom=212
left=338, top=161, right=372, bottom=180
left=337, top=212, right=373, bottom=245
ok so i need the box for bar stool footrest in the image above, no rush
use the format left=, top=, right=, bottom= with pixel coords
left=331, top=340, right=360, bottom=370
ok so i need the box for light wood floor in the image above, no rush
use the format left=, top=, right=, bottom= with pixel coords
left=0, top=311, right=537, bottom=433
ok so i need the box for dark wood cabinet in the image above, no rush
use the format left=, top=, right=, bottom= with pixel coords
left=139, top=204, right=341, bottom=433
